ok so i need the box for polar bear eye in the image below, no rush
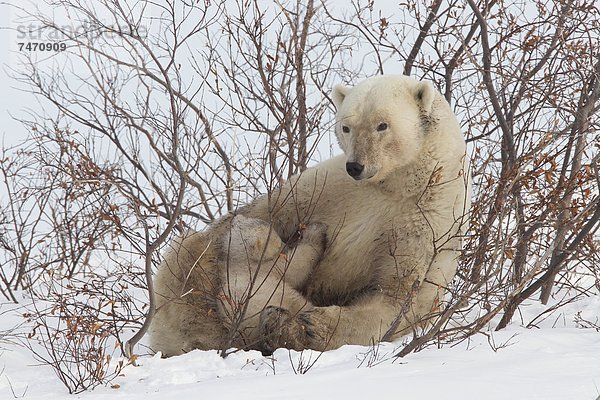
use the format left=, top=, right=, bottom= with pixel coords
left=342, top=125, right=350, bottom=133
left=376, top=122, right=388, bottom=132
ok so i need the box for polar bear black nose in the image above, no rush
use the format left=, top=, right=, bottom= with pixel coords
left=346, top=162, right=364, bottom=179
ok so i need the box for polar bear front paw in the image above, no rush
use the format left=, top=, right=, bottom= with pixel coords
left=296, top=306, right=340, bottom=350
left=257, top=305, right=340, bottom=354
left=257, top=306, right=312, bottom=355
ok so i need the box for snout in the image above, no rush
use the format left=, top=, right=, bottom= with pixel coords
left=345, top=162, right=364, bottom=180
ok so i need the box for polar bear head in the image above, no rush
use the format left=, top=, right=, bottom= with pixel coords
left=332, top=75, right=437, bottom=181
left=222, top=215, right=283, bottom=262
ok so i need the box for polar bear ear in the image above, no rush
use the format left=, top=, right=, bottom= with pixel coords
left=414, top=81, right=436, bottom=113
left=331, top=84, right=351, bottom=109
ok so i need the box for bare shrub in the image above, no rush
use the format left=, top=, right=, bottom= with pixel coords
left=23, top=280, right=136, bottom=394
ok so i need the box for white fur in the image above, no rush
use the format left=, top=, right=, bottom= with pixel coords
left=244, top=75, right=471, bottom=349
left=217, top=215, right=325, bottom=346
left=149, top=74, right=471, bottom=354
left=148, top=214, right=326, bottom=355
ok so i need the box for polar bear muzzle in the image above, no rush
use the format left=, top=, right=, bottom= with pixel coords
left=345, top=162, right=364, bottom=179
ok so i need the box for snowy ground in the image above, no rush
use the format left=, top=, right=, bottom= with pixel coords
left=1, top=294, right=599, bottom=400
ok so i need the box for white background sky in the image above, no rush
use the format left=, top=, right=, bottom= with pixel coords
left=0, top=2, right=25, bottom=147
left=0, top=0, right=407, bottom=150
left=1, top=1, right=68, bottom=147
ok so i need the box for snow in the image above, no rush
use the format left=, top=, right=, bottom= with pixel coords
left=1, top=296, right=599, bottom=400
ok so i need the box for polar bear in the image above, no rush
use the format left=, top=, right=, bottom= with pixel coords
left=216, top=215, right=327, bottom=350
left=148, top=214, right=326, bottom=356
left=242, top=75, right=471, bottom=352
left=149, top=74, right=470, bottom=355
